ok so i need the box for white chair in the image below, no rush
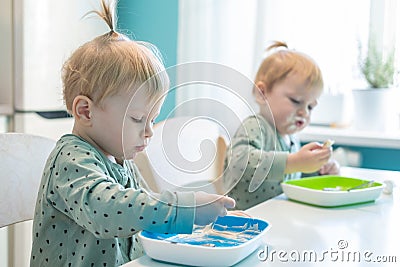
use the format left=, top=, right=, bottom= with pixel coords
left=135, top=116, right=227, bottom=194
left=0, top=133, right=55, bottom=266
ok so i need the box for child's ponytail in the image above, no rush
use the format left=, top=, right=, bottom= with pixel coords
left=62, top=0, right=169, bottom=112
left=85, top=0, right=125, bottom=40
left=266, top=41, right=288, bottom=52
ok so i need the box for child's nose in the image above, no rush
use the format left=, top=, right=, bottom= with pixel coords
left=297, top=106, right=310, bottom=117
left=144, top=123, right=154, bottom=138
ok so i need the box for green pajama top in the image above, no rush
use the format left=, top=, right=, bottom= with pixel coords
left=30, top=134, right=195, bottom=267
left=223, top=114, right=301, bottom=210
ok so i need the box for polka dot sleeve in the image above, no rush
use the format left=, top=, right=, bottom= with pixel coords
left=47, top=143, right=194, bottom=237
left=222, top=115, right=289, bottom=209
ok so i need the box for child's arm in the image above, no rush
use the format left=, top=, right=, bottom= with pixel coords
left=222, top=116, right=289, bottom=209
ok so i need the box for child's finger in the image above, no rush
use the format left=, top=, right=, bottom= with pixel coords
left=319, top=165, right=328, bottom=175
left=219, top=208, right=228, bottom=217
left=223, top=196, right=236, bottom=209
left=305, top=142, right=323, bottom=150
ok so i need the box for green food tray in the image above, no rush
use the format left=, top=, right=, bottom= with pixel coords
left=281, top=175, right=384, bottom=207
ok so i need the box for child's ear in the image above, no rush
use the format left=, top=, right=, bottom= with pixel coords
left=72, top=95, right=93, bottom=126
left=254, top=81, right=267, bottom=105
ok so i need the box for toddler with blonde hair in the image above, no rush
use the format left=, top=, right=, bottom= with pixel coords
left=30, top=1, right=234, bottom=266
left=223, top=41, right=339, bottom=210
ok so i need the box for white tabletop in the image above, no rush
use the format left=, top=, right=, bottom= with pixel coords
left=123, top=167, right=400, bottom=267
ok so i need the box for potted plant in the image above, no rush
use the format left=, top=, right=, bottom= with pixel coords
left=352, top=40, right=398, bottom=131
left=358, top=40, right=395, bottom=88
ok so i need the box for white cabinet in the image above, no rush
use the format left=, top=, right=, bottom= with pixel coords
left=0, top=0, right=13, bottom=119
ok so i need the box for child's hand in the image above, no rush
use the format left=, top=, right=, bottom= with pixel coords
left=194, top=192, right=236, bottom=226
left=319, top=159, right=340, bottom=175
left=286, top=142, right=332, bottom=174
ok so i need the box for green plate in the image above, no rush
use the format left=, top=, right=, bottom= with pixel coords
left=284, top=176, right=382, bottom=191
left=281, top=175, right=384, bottom=207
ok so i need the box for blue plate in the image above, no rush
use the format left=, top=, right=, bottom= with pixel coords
left=141, top=215, right=268, bottom=247
left=139, top=215, right=271, bottom=266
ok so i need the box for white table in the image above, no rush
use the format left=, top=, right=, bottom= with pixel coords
left=123, top=167, right=400, bottom=267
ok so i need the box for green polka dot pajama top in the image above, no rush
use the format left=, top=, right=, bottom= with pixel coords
left=30, top=134, right=195, bottom=267
left=223, top=114, right=301, bottom=210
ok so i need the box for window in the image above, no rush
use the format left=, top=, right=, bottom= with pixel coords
left=176, top=0, right=399, bottom=135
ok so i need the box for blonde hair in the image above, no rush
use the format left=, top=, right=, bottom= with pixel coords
left=62, top=0, right=169, bottom=112
left=254, top=41, right=323, bottom=94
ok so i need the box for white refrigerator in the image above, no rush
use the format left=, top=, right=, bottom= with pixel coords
left=0, top=0, right=108, bottom=265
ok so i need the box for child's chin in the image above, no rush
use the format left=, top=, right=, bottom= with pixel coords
left=285, top=126, right=299, bottom=135
left=122, top=152, right=135, bottom=160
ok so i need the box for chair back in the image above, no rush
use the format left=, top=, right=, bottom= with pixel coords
left=135, top=116, right=227, bottom=194
left=0, top=133, right=55, bottom=228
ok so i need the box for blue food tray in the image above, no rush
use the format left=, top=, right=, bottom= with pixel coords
left=139, top=215, right=271, bottom=266
left=141, top=215, right=268, bottom=247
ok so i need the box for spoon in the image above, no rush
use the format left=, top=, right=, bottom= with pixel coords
left=346, top=180, right=374, bottom=191
left=323, top=180, right=374, bottom=191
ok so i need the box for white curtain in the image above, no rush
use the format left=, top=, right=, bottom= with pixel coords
left=175, top=0, right=371, bottom=135
left=174, top=0, right=262, bottom=136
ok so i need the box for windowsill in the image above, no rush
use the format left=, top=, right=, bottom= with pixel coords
left=298, top=125, right=400, bottom=149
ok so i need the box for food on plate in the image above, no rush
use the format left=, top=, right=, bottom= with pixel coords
left=322, top=139, right=335, bottom=148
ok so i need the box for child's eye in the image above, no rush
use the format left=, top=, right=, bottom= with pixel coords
left=308, top=101, right=318, bottom=111
left=289, top=98, right=301, bottom=105
left=131, top=117, right=143, bottom=123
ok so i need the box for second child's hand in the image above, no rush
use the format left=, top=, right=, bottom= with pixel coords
left=318, top=139, right=340, bottom=175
